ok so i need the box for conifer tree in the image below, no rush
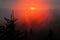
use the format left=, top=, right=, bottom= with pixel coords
left=4, top=10, right=24, bottom=40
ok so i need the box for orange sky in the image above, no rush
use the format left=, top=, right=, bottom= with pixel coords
left=13, top=0, right=52, bottom=31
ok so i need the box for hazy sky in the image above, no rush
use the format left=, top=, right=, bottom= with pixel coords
left=0, top=0, right=60, bottom=36
left=0, top=0, right=60, bottom=31
left=0, top=0, right=60, bottom=22
left=0, top=0, right=60, bottom=8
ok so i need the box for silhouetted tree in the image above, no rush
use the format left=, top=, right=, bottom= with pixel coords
left=4, top=10, right=24, bottom=40
left=29, top=28, right=32, bottom=40
left=48, top=29, right=54, bottom=40
left=0, top=24, right=8, bottom=40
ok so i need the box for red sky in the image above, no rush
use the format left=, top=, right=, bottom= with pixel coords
left=13, top=0, right=52, bottom=31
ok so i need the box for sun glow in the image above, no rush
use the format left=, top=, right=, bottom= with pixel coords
left=13, top=0, right=52, bottom=31
left=30, top=7, right=35, bottom=10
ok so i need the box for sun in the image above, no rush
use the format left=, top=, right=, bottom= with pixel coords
left=30, top=7, right=35, bottom=10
